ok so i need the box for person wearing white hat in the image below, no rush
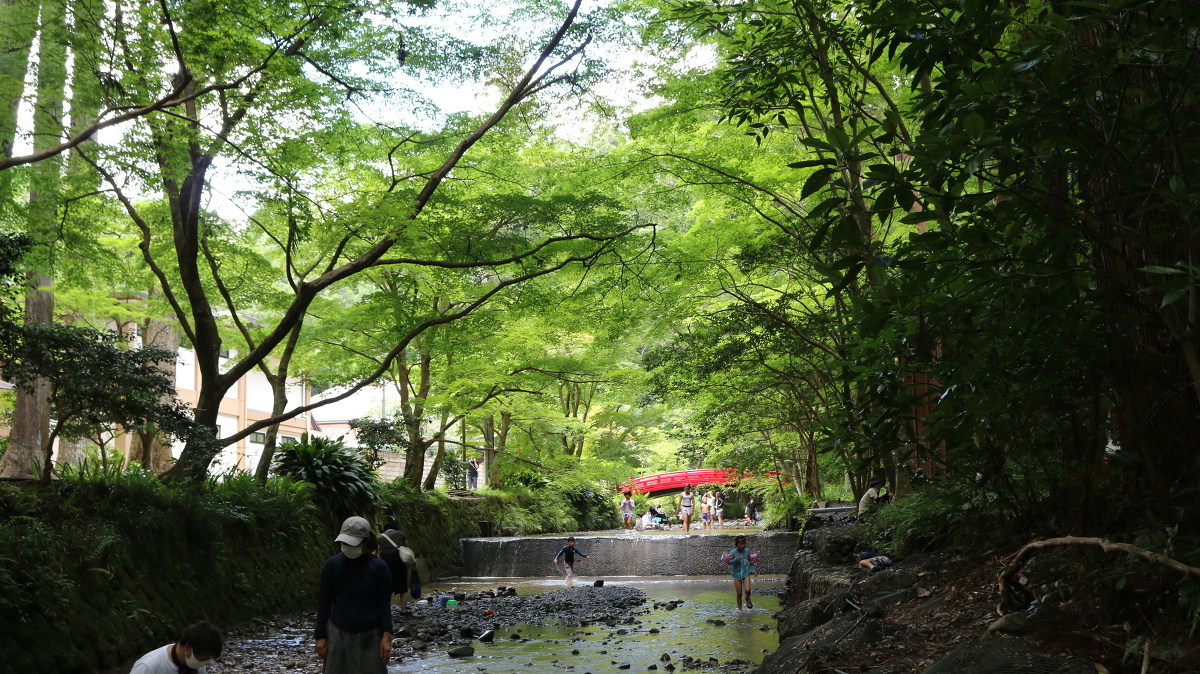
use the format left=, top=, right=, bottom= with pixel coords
left=314, top=516, right=393, bottom=673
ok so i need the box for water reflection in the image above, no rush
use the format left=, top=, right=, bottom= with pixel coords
left=392, top=576, right=784, bottom=674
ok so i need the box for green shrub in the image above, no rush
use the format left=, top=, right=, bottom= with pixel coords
left=273, top=433, right=376, bottom=526
left=0, top=462, right=324, bottom=674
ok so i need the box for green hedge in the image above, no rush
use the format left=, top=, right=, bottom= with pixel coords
left=375, top=482, right=503, bottom=578
left=0, top=467, right=327, bottom=674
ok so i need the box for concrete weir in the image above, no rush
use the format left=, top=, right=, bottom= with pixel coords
left=458, top=531, right=800, bottom=577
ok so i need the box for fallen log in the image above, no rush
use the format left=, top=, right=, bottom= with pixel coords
left=998, top=536, right=1200, bottom=611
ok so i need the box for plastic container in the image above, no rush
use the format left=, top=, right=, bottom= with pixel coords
left=447, top=599, right=459, bottom=609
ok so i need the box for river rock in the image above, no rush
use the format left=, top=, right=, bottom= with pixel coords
left=987, top=613, right=1029, bottom=634
left=447, top=645, right=475, bottom=657
left=660, top=654, right=671, bottom=661
left=479, top=630, right=494, bottom=642
left=594, top=580, right=605, bottom=587
left=648, top=665, right=657, bottom=670
left=617, top=663, right=631, bottom=669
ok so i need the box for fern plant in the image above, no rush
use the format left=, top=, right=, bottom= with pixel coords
left=273, top=433, right=377, bottom=528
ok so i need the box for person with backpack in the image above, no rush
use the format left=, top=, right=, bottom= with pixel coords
left=315, top=516, right=393, bottom=673
left=378, top=520, right=414, bottom=616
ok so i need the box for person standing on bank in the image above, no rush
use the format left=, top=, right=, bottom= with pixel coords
left=620, top=491, right=636, bottom=531
left=467, top=456, right=480, bottom=489
left=744, top=497, right=758, bottom=525
left=315, top=516, right=393, bottom=673
left=677, top=484, right=695, bottom=533
left=377, top=520, right=412, bottom=616
left=131, top=620, right=223, bottom=674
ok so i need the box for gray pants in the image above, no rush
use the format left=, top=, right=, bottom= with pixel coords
left=324, top=622, right=387, bottom=674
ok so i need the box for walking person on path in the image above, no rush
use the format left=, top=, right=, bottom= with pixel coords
left=714, top=491, right=725, bottom=529
left=377, top=520, right=413, bottom=616
left=723, top=535, right=758, bottom=612
left=620, top=491, right=636, bottom=532
left=131, top=620, right=223, bottom=674
left=744, top=497, right=758, bottom=526
left=677, top=485, right=696, bottom=533
left=553, top=536, right=591, bottom=587
left=315, top=516, right=393, bottom=673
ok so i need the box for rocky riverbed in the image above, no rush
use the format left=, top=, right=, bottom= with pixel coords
left=203, top=579, right=779, bottom=674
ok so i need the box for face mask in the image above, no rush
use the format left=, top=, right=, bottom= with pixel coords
left=184, top=650, right=209, bottom=670
left=341, top=543, right=363, bottom=559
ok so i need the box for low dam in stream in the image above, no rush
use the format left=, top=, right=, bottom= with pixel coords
left=458, top=531, right=800, bottom=577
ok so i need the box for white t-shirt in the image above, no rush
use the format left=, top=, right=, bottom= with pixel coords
left=131, top=645, right=209, bottom=674
left=620, top=498, right=635, bottom=516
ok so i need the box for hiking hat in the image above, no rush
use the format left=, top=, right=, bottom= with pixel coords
left=335, top=516, right=370, bottom=545
left=869, top=475, right=882, bottom=485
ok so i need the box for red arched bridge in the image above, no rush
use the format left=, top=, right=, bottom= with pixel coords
left=618, top=469, right=780, bottom=498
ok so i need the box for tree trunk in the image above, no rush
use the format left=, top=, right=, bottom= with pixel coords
left=489, top=410, right=509, bottom=487
left=3, top=0, right=68, bottom=479
left=0, top=0, right=39, bottom=203
left=126, top=317, right=178, bottom=473
left=422, top=407, right=450, bottom=491
left=63, top=0, right=101, bottom=187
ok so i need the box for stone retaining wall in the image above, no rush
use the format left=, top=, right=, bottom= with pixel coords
left=458, top=531, right=800, bottom=577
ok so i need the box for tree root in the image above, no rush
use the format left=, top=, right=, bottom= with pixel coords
left=998, top=536, right=1200, bottom=612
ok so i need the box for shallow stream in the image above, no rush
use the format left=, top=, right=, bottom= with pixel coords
left=105, top=575, right=784, bottom=674
left=389, top=576, right=784, bottom=674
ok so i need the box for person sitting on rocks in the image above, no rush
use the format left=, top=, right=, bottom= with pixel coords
left=855, top=550, right=893, bottom=572
left=131, top=620, right=223, bottom=674
left=858, top=476, right=885, bottom=516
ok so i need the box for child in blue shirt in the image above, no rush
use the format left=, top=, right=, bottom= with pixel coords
left=724, top=535, right=758, bottom=611
left=553, top=536, right=591, bottom=587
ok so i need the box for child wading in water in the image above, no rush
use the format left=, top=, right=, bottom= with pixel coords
left=553, top=536, right=591, bottom=587
left=724, top=535, right=758, bottom=611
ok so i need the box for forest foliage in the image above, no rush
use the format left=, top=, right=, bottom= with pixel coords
left=0, top=0, right=1196, bottom=571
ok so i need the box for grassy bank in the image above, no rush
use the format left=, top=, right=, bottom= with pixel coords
left=0, top=466, right=327, bottom=674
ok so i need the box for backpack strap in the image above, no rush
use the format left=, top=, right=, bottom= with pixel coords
left=380, top=531, right=401, bottom=551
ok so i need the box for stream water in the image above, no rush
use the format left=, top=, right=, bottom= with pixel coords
left=104, top=575, right=784, bottom=674
left=391, top=576, right=784, bottom=674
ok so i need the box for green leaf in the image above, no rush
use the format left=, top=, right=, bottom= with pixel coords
left=1161, top=286, right=1189, bottom=308
left=802, top=167, right=837, bottom=199
left=1140, top=265, right=1184, bottom=275
left=1169, top=175, right=1186, bottom=195
left=963, top=112, right=984, bottom=139
left=787, top=159, right=831, bottom=169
